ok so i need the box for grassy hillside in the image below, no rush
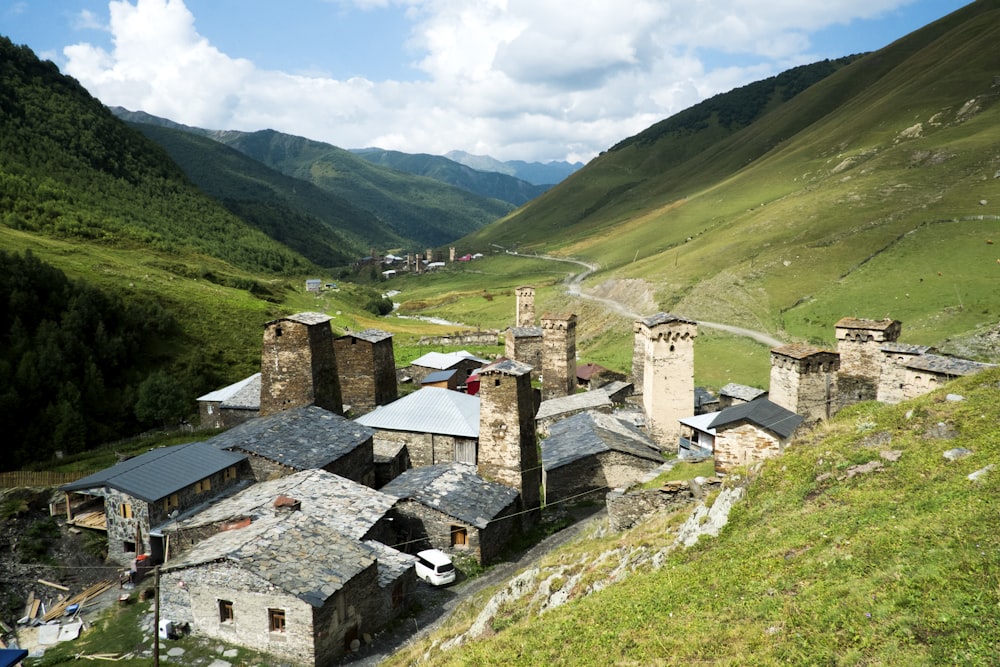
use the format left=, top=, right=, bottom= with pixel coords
left=453, top=1, right=1000, bottom=363
left=387, top=368, right=1000, bottom=666
left=353, top=147, right=550, bottom=206
left=209, top=129, right=515, bottom=249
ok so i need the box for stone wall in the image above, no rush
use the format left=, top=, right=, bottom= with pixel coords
left=515, top=286, right=535, bottom=328
left=416, top=331, right=501, bottom=347
left=543, top=450, right=661, bottom=506
left=390, top=498, right=518, bottom=565
left=260, top=315, right=342, bottom=417
left=505, top=330, right=542, bottom=377
left=334, top=337, right=398, bottom=416
left=606, top=481, right=696, bottom=532
left=835, top=374, right=877, bottom=413
left=713, top=422, right=785, bottom=474
left=541, top=314, right=577, bottom=400
left=635, top=315, right=697, bottom=448
left=769, top=348, right=839, bottom=425
left=372, top=429, right=474, bottom=469
left=323, top=440, right=376, bottom=488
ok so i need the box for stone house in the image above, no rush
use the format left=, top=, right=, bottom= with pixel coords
left=678, top=411, right=718, bottom=459
left=334, top=328, right=397, bottom=416
left=209, top=405, right=376, bottom=487
left=888, top=352, right=995, bottom=402
left=196, top=373, right=261, bottom=429
left=504, top=326, right=543, bottom=378
left=381, top=462, right=520, bottom=565
left=420, top=369, right=460, bottom=391
left=408, top=350, right=489, bottom=388
left=535, top=389, right=614, bottom=437
left=355, top=387, right=480, bottom=470
left=769, top=343, right=839, bottom=425
left=876, top=342, right=933, bottom=403
left=709, top=399, right=804, bottom=474
left=576, top=363, right=627, bottom=391
left=541, top=411, right=664, bottom=505
left=834, top=317, right=902, bottom=406
left=61, top=442, right=253, bottom=566
left=159, top=513, right=395, bottom=666
left=717, top=383, right=767, bottom=409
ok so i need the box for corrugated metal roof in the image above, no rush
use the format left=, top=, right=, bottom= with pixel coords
left=411, top=350, right=489, bottom=370
left=708, top=399, right=803, bottom=439
left=209, top=405, right=373, bottom=470
left=196, top=373, right=261, bottom=402
left=679, top=411, right=721, bottom=433
left=355, top=387, right=479, bottom=438
left=62, top=442, right=247, bottom=503
left=381, top=462, right=519, bottom=529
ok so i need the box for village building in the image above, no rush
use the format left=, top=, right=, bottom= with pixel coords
left=61, top=442, right=254, bottom=566
left=633, top=312, right=698, bottom=448
left=380, top=462, right=520, bottom=564
left=576, top=363, right=627, bottom=391
left=678, top=411, right=718, bottom=459
left=717, top=383, right=767, bottom=409
left=769, top=343, right=840, bottom=426
left=834, top=317, right=902, bottom=408
left=158, top=513, right=396, bottom=666
left=334, top=328, right=397, bottom=416
left=355, top=387, right=480, bottom=469
left=504, top=326, right=543, bottom=378
left=535, top=387, right=614, bottom=436
left=540, top=313, right=577, bottom=400
left=694, top=387, right=720, bottom=415
left=709, top=399, right=804, bottom=474
left=209, top=405, right=376, bottom=487
left=890, top=352, right=996, bottom=402
left=260, top=312, right=343, bottom=417
left=541, top=411, right=664, bottom=505
left=515, top=285, right=536, bottom=327
left=876, top=342, right=934, bottom=403
left=196, top=373, right=261, bottom=429
left=420, top=369, right=460, bottom=391
left=407, top=350, right=489, bottom=387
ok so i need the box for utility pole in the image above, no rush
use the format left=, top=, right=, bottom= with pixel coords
left=154, top=565, right=160, bottom=667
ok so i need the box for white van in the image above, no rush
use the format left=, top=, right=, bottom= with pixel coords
left=415, top=549, right=456, bottom=586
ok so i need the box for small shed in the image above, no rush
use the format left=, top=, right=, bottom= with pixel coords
left=421, top=369, right=460, bottom=391
left=709, top=399, right=803, bottom=474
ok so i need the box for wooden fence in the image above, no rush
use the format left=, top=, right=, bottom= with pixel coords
left=0, top=470, right=90, bottom=489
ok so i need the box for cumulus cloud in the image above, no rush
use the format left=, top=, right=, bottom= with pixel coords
left=63, top=0, right=915, bottom=162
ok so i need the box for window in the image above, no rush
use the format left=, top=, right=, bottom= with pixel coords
left=223, top=466, right=237, bottom=482
left=119, top=503, right=133, bottom=519
left=268, top=608, right=286, bottom=633
left=219, top=600, right=234, bottom=624
left=196, top=478, right=212, bottom=493
left=450, top=525, right=468, bottom=547
left=163, top=494, right=178, bottom=512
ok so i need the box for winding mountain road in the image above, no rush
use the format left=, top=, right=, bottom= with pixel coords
left=517, top=251, right=784, bottom=348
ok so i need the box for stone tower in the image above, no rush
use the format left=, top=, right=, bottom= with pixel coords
left=769, top=344, right=839, bottom=425
left=477, top=358, right=540, bottom=524
left=260, top=312, right=343, bottom=417
left=835, top=317, right=901, bottom=409
left=515, top=285, right=536, bottom=328
left=540, top=313, right=577, bottom=400
left=634, top=313, right=697, bottom=447
left=333, top=328, right=397, bottom=415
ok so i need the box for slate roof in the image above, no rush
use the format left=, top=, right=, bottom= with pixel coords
left=170, top=469, right=395, bottom=540
left=708, top=399, right=803, bottom=440
left=636, top=312, right=697, bottom=328
left=222, top=374, right=260, bottom=411
left=209, top=405, right=373, bottom=470
left=340, top=328, right=393, bottom=344
left=718, top=383, right=767, bottom=402
left=62, top=442, right=247, bottom=503
left=480, top=358, right=533, bottom=377
left=881, top=342, right=933, bottom=355
left=196, top=373, right=261, bottom=403
left=410, top=350, right=489, bottom=370
left=269, top=312, right=331, bottom=327
left=380, top=463, right=519, bottom=529
left=355, top=387, right=480, bottom=438
left=163, top=513, right=378, bottom=607
left=835, top=317, right=899, bottom=331
left=509, top=326, right=542, bottom=338
left=771, top=343, right=837, bottom=360
left=536, top=390, right=612, bottom=421
left=542, top=411, right=663, bottom=471
left=902, top=353, right=995, bottom=376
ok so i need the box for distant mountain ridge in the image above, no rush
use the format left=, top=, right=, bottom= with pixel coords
left=445, top=150, right=583, bottom=185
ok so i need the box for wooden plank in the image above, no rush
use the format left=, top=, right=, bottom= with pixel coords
left=38, top=579, right=70, bottom=591
left=29, top=598, right=41, bottom=620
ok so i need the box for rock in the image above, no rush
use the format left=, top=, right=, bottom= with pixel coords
left=968, top=465, right=994, bottom=482
left=946, top=393, right=965, bottom=402
left=222, top=648, right=238, bottom=658
left=880, top=450, right=903, bottom=462
left=944, top=448, right=973, bottom=461
left=206, top=660, right=232, bottom=667
left=925, top=422, right=958, bottom=440
left=845, top=460, right=883, bottom=478
left=166, top=647, right=185, bottom=657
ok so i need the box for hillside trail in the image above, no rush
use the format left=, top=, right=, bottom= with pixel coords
left=513, top=251, right=783, bottom=348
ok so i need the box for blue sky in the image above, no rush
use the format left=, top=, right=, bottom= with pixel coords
left=1, top=0, right=971, bottom=162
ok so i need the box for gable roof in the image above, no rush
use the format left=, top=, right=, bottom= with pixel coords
left=901, top=353, right=995, bottom=376
left=542, top=411, right=663, bottom=471
left=536, top=390, right=612, bottom=421
left=62, top=442, right=247, bottom=503
left=163, top=513, right=377, bottom=607
left=410, top=350, right=489, bottom=370
left=355, top=387, right=480, bottom=438
left=576, top=363, right=608, bottom=382
left=196, top=373, right=261, bottom=403
left=718, top=383, right=767, bottom=402
left=380, top=463, right=519, bottom=529
left=421, top=369, right=458, bottom=385
left=209, top=405, right=373, bottom=470
left=708, top=399, right=803, bottom=440
left=679, top=411, right=720, bottom=434
left=509, top=326, right=542, bottom=339
left=339, top=328, right=392, bottom=344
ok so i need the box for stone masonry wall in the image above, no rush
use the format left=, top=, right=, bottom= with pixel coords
left=606, top=482, right=696, bottom=532
left=260, top=318, right=342, bottom=416
left=541, top=315, right=577, bottom=400
left=372, top=429, right=469, bottom=469
left=505, top=331, right=543, bottom=377
left=713, top=422, right=785, bottom=475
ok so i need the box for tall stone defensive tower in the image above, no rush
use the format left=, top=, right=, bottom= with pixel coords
left=477, top=358, right=540, bottom=525
left=260, top=312, right=343, bottom=417
left=835, top=317, right=901, bottom=409
left=515, top=285, right=536, bottom=328
left=769, top=344, right=839, bottom=425
left=634, top=313, right=697, bottom=447
left=333, top=328, right=397, bottom=416
left=540, top=313, right=577, bottom=400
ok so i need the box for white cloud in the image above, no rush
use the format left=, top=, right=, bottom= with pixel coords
left=63, top=0, right=917, bottom=162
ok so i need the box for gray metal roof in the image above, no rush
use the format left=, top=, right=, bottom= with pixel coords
left=355, top=387, right=480, bottom=438
left=411, top=350, right=489, bottom=370
left=421, top=369, right=458, bottom=384
left=536, top=390, right=612, bottom=420
left=163, top=513, right=377, bottom=607
left=542, top=411, right=663, bottom=471
left=718, top=383, right=767, bottom=402
left=209, top=405, right=373, bottom=470
left=170, top=469, right=395, bottom=540
left=380, top=463, right=519, bottom=529
left=62, top=442, right=247, bottom=503
left=196, top=373, right=260, bottom=403
left=902, top=353, right=995, bottom=376
left=708, top=399, right=803, bottom=440
left=679, top=411, right=720, bottom=434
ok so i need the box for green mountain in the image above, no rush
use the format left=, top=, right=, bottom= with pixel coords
left=446, top=150, right=584, bottom=185
left=462, top=0, right=1000, bottom=351
left=352, top=147, right=551, bottom=206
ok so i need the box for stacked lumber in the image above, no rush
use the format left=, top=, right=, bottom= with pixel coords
left=42, top=579, right=114, bottom=622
